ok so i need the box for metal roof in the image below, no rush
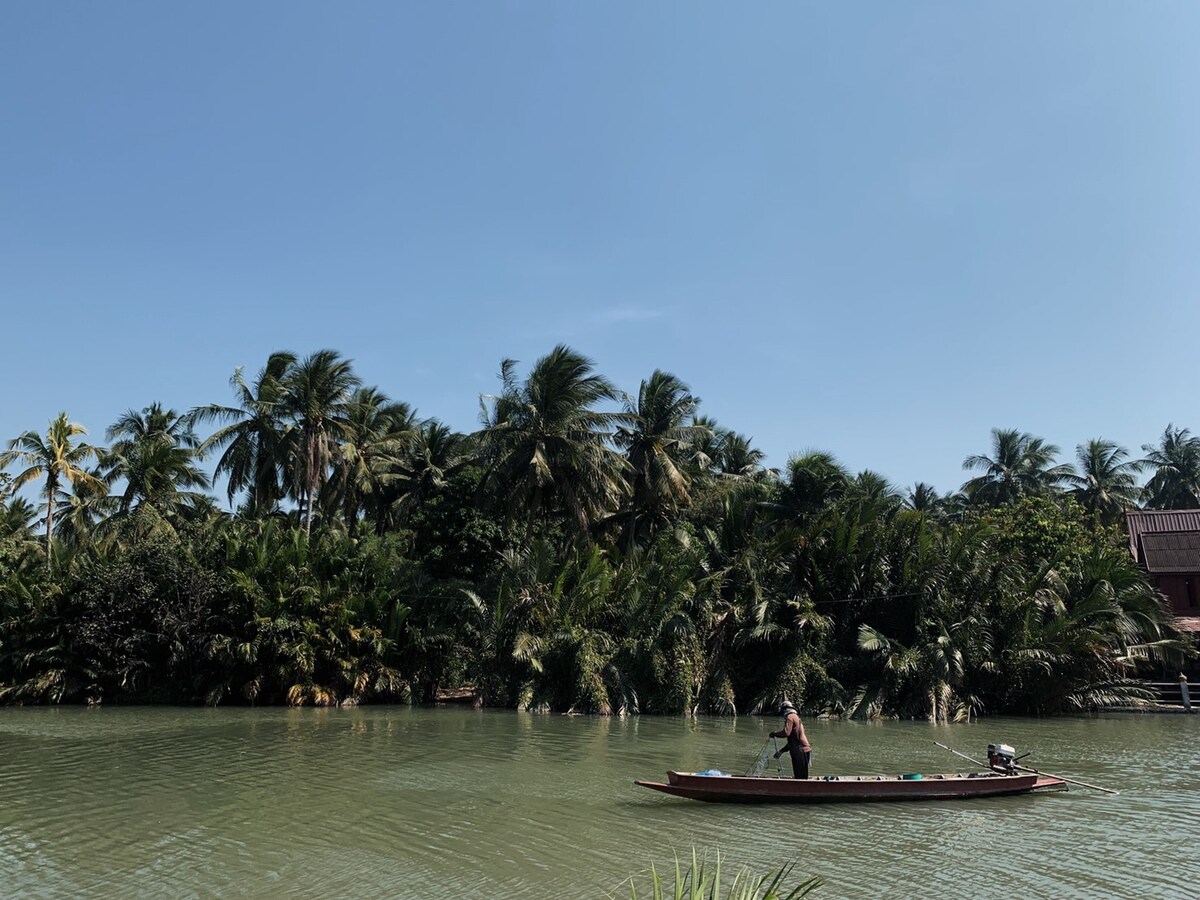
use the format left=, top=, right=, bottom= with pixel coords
left=1124, top=509, right=1200, bottom=563
left=1140, top=532, right=1200, bottom=573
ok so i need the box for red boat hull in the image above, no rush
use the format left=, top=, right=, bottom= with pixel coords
left=634, top=771, right=1066, bottom=803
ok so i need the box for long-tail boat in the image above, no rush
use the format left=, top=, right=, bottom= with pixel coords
left=635, top=769, right=1066, bottom=803
left=635, top=743, right=1068, bottom=803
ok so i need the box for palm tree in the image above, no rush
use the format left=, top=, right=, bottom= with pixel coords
left=856, top=618, right=972, bottom=723
left=1140, top=425, right=1200, bottom=510
left=53, top=467, right=119, bottom=547
left=614, top=370, right=708, bottom=547
left=379, top=420, right=463, bottom=531
left=108, top=402, right=201, bottom=451
left=1066, top=439, right=1142, bottom=524
left=478, top=345, right=627, bottom=537
left=848, top=519, right=998, bottom=722
left=1, top=413, right=105, bottom=563
left=284, top=350, right=362, bottom=535
left=906, top=482, right=940, bottom=512
left=693, top=483, right=795, bottom=714
left=685, top=415, right=726, bottom=477
left=717, top=433, right=771, bottom=480
left=460, top=543, right=556, bottom=707
left=103, top=403, right=211, bottom=517
left=189, top=352, right=297, bottom=514
left=844, top=470, right=902, bottom=508
left=0, top=495, right=37, bottom=539
left=962, top=428, right=1073, bottom=505
left=778, top=451, right=849, bottom=522
left=1002, top=543, right=1185, bottom=712
left=333, top=387, right=417, bottom=536
left=904, top=483, right=969, bottom=523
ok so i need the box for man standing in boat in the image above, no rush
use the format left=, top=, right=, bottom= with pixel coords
left=770, top=700, right=812, bottom=779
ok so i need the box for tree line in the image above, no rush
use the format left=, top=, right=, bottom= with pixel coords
left=0, top=346, right=1193, bottom=717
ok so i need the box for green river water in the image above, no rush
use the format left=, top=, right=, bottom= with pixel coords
left=1, top=707, right=1197, bottom=898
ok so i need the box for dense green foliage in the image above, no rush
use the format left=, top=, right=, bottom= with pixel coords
left=621, top=848, right=821, bottom=900
left=0, top=347, right=1191, bottom=716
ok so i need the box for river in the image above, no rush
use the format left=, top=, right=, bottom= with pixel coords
left=0, top=707, right=1196, bottom=898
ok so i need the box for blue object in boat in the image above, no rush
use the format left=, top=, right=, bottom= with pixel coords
left=696, top=769, right=730, bottom=777
left=902, top=773, right=923, bottom=780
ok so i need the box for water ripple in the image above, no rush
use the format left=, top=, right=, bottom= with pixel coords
left=1, top=708, right=1197, bottom=897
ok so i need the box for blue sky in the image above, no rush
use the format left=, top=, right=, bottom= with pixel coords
left=2, top=2, right=1197, bottom=494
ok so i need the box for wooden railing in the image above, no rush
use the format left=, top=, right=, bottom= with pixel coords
left=1144, top=681, right=1195, bottom=711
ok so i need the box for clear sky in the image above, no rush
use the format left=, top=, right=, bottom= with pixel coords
left=2, top=2, right=1197, bottom=494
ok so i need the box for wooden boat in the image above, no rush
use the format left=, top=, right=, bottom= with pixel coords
left=635, top=770, right=1067, bottom=803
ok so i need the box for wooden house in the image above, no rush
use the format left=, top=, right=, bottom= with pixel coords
left=1125, top=509, right=1200, bottom=634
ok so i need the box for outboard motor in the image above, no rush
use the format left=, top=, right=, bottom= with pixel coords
left=987, top=743, right=1018, bottom=774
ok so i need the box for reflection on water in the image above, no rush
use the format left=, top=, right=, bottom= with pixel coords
left=0, top=707, right=1197, bottom=898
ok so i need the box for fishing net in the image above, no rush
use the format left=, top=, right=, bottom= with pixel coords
left=748, top=743, right=774, bottom=776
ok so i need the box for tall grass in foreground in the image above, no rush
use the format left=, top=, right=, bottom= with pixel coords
left=617, top=848, right=821, bottom=899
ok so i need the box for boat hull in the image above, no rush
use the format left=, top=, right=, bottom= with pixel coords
left=634, top=771, right=1066, bottom=803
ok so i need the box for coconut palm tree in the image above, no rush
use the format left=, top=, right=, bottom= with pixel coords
left=283, top=350, right=362, bottom=535
left=103, top=403, right=210, bottom=517
left=906, top=482, right=940, bottom=512
left=1, top=413, right=105, bottom=563
left=777, top=451, right=849, bottom=523
left=614, top=370, right=708, bottom=547
left=686, top=415, right=726, bottom=477
left=902, top=482, right=960, bottom=525
left=1140, top=425, right=1200, bottom=510
left=379, top=420, right=464, bottom=531
left=477, top=345, right=627, bottom=537
left=0, top=495, right=37, bottom=539
left=1065, top=439, right=1142, bottom=524
left=717, top=433, right=772, bottom=480
left=108, top=402, right=201, bottom=451
left=189, top=352, right=297, bottom=514
left=904, top=483, right=970, bottom=523
left=332, top=387, right=416, bottom=536
left=962, top=428, right=1073, bottom=505
left=53, top=467, right=119, bottom=547
left=844, top=470, right=903, bottom=509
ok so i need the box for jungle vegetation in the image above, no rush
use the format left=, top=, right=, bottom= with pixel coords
left=0, top=347, right=1192, bottom=719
